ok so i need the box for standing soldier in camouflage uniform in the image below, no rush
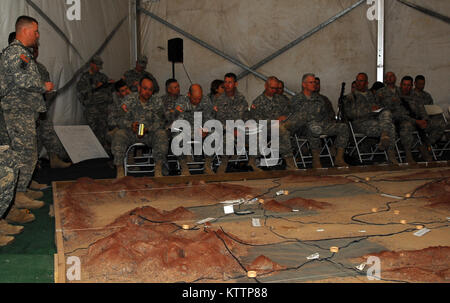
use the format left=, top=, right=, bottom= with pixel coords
left=0, top=145, right=33, bottom=247
left=112, top=77, right=168, bottom=178
left=212, top=73, right=254, bottom=173
left=123, top=55, right=159, bottom=94
left=376, top=72, right=422, bottom=164
left=290, top=74, right=349, bottom=169
left=174, top=84, right=215, bottom=175
left=399, top=76, right=434, bottom=161
left=76, top=56, right=113, bottom=151
left=33, top=46, right=71, bottom=169
left=412, top=75, right=446, bottom=147
left=0, top=16, right=52, bottom=210
left=249, top=76, right=297, bottom=171
left=343, top=73, right=399, bottom=164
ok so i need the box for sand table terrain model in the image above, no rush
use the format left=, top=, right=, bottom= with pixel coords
left=53, top=169, right=450, bottom=283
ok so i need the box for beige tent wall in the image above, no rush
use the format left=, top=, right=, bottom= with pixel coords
left=0, top=0, right=132, bottom=125
left=140, top=0, right=449, bottom=113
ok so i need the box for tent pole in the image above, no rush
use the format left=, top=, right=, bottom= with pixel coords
left=377, top=0, right=385, bottom=82
left=130, top=0, right=139, bottom=67
left=397, top=0, right=450, bottom=24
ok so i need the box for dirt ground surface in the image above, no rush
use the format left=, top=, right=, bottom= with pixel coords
left=54, top=168, right=450, bottom=283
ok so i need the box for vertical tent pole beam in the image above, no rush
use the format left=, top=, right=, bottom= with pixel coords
left=377, top=0, right=385, bottom=82
left=130, top=0, right=139, bottom=67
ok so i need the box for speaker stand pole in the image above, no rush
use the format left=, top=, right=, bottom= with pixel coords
left=172, top=62, right=175, bottom=79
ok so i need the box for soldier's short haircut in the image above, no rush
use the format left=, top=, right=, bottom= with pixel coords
left=165, top=78, right=178, bottom=90
left=315, top=77, right=320, bottom=82
left=224, top=73, right=237, bottom=82
left=189, top=84, right=202, bottom=95
left=210, top=79, right=224, bottom=96
left=140, top=76, right=154, bottom=87
left=266, top=76, right=278, bottom=83
left=114, top=79, right=128, bottom=92
left=8, top=32, right=16, bottom=45
left=301, top=73, right=315, bottom=83
left=415, top=75, right=425, bottom=82
left=401, top=76, right=414, bottom=84
left=15, top=16, right=38, bottom=32
left=357, top=72, right=368, bottom=80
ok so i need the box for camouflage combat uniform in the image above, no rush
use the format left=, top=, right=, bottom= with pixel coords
left=411, top=89, right=446, bottom=145
left=249, top=93, right=295, bottom=157
left=344, top=90, right=397, bottom=150
left=76, top=70, right=112, bottom=150
left=0, top=40, right=46, bottom=192
left=155, top=94, right=186, bottom=129
left=111, top=93, right=168, bottom=166
left=0, top=48, right=8, bottom=145
left=0, top=145, right=18, bottom=218
left=291, top=92, right=349, bottom=150
left=123, top=69, right=159, bottom=95
left=376, top=86, right=416, bottom=150
left=35, top=61, right=67, bottom=159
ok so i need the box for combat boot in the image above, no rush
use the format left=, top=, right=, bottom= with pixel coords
left=378, top=132, right=390, bottom=151
left=405, top=150, right=417, bottom=165
left=418, top=145, right=433, bottom=162
left=154, top=161, right=164, bottom=178
left=25, top=189, right=44, bottom=200
left=217, top=157, right=229, bottom=174
left=180, top=160, right=190, bottom=176
left=14, top=192, right=44, bottom=209
left=6, top=207, right=35, bottom=224
left=116, top=165, right=125, bottom=178
left=0, top=219, right=24, bottom=235
left=387, top=149, right=399, bottom=165
left=248, top=157, right=262, bottom=172
left=311, top=149, right=322, bottom=169
left=334, top=147, right=349, bottom=167
left=30, top=180, right=48, bottom=190
left=50, top=154, right=72, bottom=169
left=0, top=235, right=14, bottom=247
left=284, top=156, right=297, bottom=170
left=204, top=158, right=214, bottom=175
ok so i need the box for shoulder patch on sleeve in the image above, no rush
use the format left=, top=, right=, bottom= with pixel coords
left=20, top=54, right=30, bottom=64
left=121, top=104, right=128, bottom=112
left=213, top=106, right=218, bottom=112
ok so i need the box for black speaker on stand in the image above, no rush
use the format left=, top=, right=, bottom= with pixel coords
left=168, top=38, right=183, bottom=79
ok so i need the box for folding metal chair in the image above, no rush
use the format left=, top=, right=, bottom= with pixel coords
left=293, top=134, right=334, bottom=168
left=347, top=121, right=388, bottom=164
left=124, top=143, right=155, bottom=176
left=425, top=105, right=450, bottom=161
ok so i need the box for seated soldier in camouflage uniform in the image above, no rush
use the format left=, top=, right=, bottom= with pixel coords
left=249, top=76, right=297, bottom=171
left=343, top=73, right=399, bottom=164
left=154, top=79, right=190, bottom=175
left=106, top=80, right=131, bottom=144
left=173, top=84, right=215, bottom=175
left=276, top=79, right=291, bottom=103
left=412, top=75, right=447, bottom=147
left=376, top=72, right=426, bottom=164
left=76, top=56, right=114, bottom=151
left=290, top=74, right=350, bottom=169
left=112, top=77, right=168, bottom=178
left=399, top=76, right=435, bottom=162
left=314, top=77, right=336, bottom=123
left=122, top=55, right=159, bottom=95
left=212, top=73, right=258, bottom=173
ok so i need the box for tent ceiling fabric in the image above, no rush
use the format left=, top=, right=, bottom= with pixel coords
left=140, top=0, right=449, bottom=111
left=0, top=0, right=131, bottom=125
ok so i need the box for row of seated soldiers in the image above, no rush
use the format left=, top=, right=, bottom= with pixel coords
left=84, top=60, right=447, bottom=177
